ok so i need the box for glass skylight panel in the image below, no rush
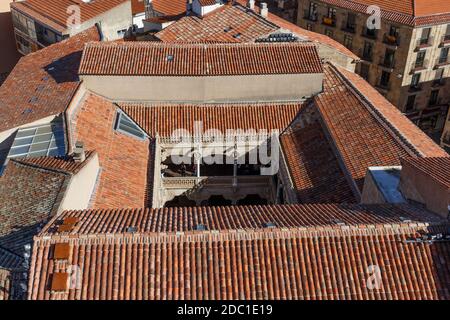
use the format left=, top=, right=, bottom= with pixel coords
left=7, top=122, right=65, bottom=160
left=115, top=112, right=146, bottom=139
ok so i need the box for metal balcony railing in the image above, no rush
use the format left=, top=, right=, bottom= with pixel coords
left=359, top=48, right=373, bottom=62
left=436, top=56, right=450, bottom=66
left=410, top=59, right=429, bottom=72
left=441, top=34, right=450, bottom=45
left=322, top=16, right=336, bottom=27
left=416, top=36, right=434, bottom=49
left=341, top=21, right=356, bottom=33
left=379, top=55, right=396, bottom=69
left=361, top=28, right=377, bottom=40
left=432, top=78, right=446, bottom=87
left=383, top=33, right=401, bottom=46
left=303, top=9, right=318, bottom=22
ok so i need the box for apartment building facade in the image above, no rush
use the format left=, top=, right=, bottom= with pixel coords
left=9, top=0, right=132, bottom=55
left=296, top=0, right=450, bottom=144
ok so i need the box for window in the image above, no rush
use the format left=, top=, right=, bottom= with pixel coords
left=433, top=68, right=444, bottom=86
left=306, top=23, right=313, bottom=31
left=344, top=35, right=353, bottom=49
left=439, top=47, right=449, bottom=64
left=420, top=27, right=431, bottom=45
left=308, top=2, right=318, bottom=21
left=379, top=71, right=390, bottom=88
left=325, top=29, right=333, bottom=38
left=405, top=95, right=416, bottom=112
left=389, top=26, right=399, bottom=37
left=327, top=7, right=336, bottom=19
left=115, top=111, right=146, bottom=139
left=411, top=73, right=421, bottom=88
left=359, top=63, right=370, bottom=80
left=7, top=121, right=65, bottom=161
left=344, top=13, right=356, bottom=32
left=415, top=51, right=426, bottom=67
left=445, top=24, right=450, bottom=41
left=117, top=29, right=127, bottom=37
left=362, top=41, right=373, bottom=60
left=383, top=49, right=395, bottom=68
left=429, top=90, right=439, bottom=106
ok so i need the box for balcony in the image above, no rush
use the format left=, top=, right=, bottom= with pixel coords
left=359, top=48, right=373, bottom=62
left=322, top=16, right=336, bottom=27
left=415, top=36, right=434, bottom=50
left=408, top=83, right=423, bottom=92
left=440, top=34, right=450, bottom=47
left=361, top=28, right=378, bottom=40
left=379, top=56, right=396, bottom=70
left=341, top=21, right=356, bottom=34
left=432, top=78, right=446, bottom=87
left=383, top=33, right=401, bottom=47
left=303, top=9, right=318, bottom=22
left=435, top=56, right=450, bottom=68
left=410, top=59, right=429, bottom=73
left=375, top=82, right=391, bottom=92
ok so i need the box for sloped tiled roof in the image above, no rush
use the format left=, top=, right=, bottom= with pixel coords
left=0, top=27, right=100, bottom=133
left=315, top=64, right=448, bottom=192
left=13, top=151, right=96, bottom=175
left=0, top=161, right=69, bottom=257
left=131, top=0, right=145, bottom=15
left=401, top=157, right=450, bottom=189
left=156, top=4, right=278, bottom=43
left=28, top=215, right=450, bottom=300
left=314, top=0, right=450, bottom=26
left=71, top=93, right=152, bottom=209
left=280, top=122, right=357, bottom=203
left=39, top=203, right=443, bottom=236
left=11, top=0, right=129, bottom=31
left=79, top=42, right=323, bottom=76
left=151, top=0, right=186, bottom=16
left=118, top=102, right=303, bottom=137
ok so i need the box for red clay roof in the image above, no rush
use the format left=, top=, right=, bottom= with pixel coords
left=315, top=0, right=450, bottom=26
left=131, top=0, right=145, bottom=15
left=13, top=151, right=96, bottom=175
left=39, top=203, right=443, bottom=236
left=28, top=219, right=450, bottom=300
left=79, top=42, right=323, bottom=76
left=118, top=102, right=303, bottom=137
left=401, top=157, right=450, bottom=189
left=156, top=4, right=278, bottom=43
left=151, top=0, right=186, bottom=16
left=0, top=27, right=100, bottom=133
left=316, top=64, right=448, bottom=192
left=281, top=122, right=357, bottom=203
left=71, top=93, right=152, bottom=209
left=11, top=0, right=129, bottom=30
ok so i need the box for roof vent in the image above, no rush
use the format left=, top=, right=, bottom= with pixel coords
left=73, top=141, right=85, bottom=163
left=22, top=108, right=33, bottom=114
left=126, top=226, right=138, bottom=233
left=263, top=222, right=276, bottom=228
left=195, top=224, right=207, bottom=231
left=166, top=54, right=174, bottom=62
left=248, top=0, right=255, bottom=10
left=399, top=216, right=412, bottom=223
left=330, top=218, right=346, bottom=226
left=224, top=26, right=233, bottom=32
left=233, top=33, right=241, bottom=39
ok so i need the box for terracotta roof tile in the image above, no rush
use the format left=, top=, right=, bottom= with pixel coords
left=12, top=151, right=96, bottom=175
left=28, top=220, right=450, bottom=300
left=79, top=42, right=323, bottom=76
left=0, top=161, right=69, bottom=256
left=131, top=0, right=145, bottom=15
left=281, top=123, right=357, bottom=203
left=401, top=157, right=450, bottom=189
left=156, top=4, right=278, bottom=43
left=314, top=0, right=450, bottom=26
left=71, top=94, right=152, bottom=209
left=39, top=203, right=443, bottom=236
left=11, top=0, right=129, bottom=30
left=0, top=27, right=100, bottom=133
left=151, top=0, right=186, bottom=16
left=118, top=102, right=303, bottom=137
left=316, top=64, right=448, bottom=191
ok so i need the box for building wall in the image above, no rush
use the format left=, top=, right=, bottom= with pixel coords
left=296, top=0, right=450, bottom=141
left=81, top=73, right=324, bottom=102
left=0, top=0, right=21, bottom=78
left=68, top=1, right=133, bottom=41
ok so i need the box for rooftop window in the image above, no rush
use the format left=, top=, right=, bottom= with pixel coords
left=114, top=111, right=146, bottom=140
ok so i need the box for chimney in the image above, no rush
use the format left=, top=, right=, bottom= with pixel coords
left=260, top=2, right=268, bottom=18
left=73, top=141, right=86, bottom=163
left=248, top=0, right=255, bottom=10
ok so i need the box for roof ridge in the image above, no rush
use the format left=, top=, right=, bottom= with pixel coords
left=325, top=62, right=421, bottom=157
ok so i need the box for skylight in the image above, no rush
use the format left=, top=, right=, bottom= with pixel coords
left=8, top=121, right=65, bottom=159
left=115, top=111, right=146, bottom=139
